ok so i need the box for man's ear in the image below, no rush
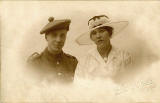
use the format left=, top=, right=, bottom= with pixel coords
left=109, top=35, right=112, bottom=38
left=45, top=34, right=48, bottom=41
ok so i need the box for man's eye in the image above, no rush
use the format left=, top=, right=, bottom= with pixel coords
left=60, top=33, right=65, bottom=37
left=51, top=34, right=57, bottom=38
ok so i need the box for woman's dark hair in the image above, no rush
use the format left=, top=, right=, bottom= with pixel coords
left=90, top=26, right=113, bottom=38
left=101, top=26, right=113, bottom=37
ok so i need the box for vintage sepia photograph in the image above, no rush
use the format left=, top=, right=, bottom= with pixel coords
left=1, top=1, right=160, bottom=103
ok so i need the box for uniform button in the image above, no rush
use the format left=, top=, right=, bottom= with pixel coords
left=57, top=72, right=62, bottom=76
left=57, top=61, right=60, bottom=65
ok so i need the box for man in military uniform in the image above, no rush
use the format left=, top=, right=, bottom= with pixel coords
left=27, top=17, right=78, bottom=84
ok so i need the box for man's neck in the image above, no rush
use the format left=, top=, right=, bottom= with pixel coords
left=97, top=43, right=112, bottom=59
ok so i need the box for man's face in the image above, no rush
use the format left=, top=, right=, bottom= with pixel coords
left=46, top=29, right=68, bottom=53
left=90, top=27, right=110, bottom=47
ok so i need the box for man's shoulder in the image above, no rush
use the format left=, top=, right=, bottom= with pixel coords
left=64, top=53, right=78, bottom=61
left=63, top=53, right=78, bottom=64
left=27, top=52, right=42, bottom=64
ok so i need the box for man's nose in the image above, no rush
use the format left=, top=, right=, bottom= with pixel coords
left=55, top=36, right=62, bottom=42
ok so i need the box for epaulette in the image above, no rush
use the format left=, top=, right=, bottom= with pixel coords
left=27, top=52, right=41, bottom=63
left=65, top=53, right=77, bottom=60
left=64, top=53, right=78, bottom=70
left=66, top=53, right=78, bottom=66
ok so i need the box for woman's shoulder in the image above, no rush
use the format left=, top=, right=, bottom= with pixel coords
left=112, top=46, right=132, bottom=56
left=111, top=47, right=132, bottom=65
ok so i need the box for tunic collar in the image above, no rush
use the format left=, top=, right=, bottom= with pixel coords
left=42, top=48, right=64, bottom=62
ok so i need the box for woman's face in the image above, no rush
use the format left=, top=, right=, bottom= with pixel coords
left=90, top=27, right=111, bottom=47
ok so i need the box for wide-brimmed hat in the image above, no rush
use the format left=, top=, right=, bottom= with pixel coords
left=40, top=17, right=71, bottom=34
left=76, top=15, right=128, bottom=45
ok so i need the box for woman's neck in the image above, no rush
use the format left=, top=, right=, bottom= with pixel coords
left=97, top=43, right=112, bottom=59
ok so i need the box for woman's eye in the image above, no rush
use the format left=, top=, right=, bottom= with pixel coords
left=91, top=31, right=96, bottom=35
left=99, top=29, right=105, bottom=33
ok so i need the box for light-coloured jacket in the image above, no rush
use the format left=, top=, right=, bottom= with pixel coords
left=75, top=46, right=132, bottom=81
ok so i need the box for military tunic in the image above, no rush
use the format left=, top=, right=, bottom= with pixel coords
left=27, top=48, right=78, bottom=84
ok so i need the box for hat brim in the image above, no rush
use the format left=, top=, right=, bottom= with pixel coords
left=76, top=21, right=129, bottom=45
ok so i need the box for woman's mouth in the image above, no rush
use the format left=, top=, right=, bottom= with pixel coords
left=97, top=39, right=104, bottom=43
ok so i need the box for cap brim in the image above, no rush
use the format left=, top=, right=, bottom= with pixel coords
left=76, top=21, right=129, bottom=45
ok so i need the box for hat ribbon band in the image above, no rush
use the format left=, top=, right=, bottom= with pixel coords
left=92, top=23, right=103, bottom=29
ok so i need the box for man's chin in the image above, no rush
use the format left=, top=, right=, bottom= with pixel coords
left=50, top=48, right=62, bottom=54
left=54, top=48, right=62, bottom=52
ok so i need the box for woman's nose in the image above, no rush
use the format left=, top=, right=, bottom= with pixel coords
left=96, top=32, right=101, bottom=38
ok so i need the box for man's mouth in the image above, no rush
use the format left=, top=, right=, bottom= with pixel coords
left=53, top=43, right=63, bottom=48
left=55, top=44, right=63, bottom=47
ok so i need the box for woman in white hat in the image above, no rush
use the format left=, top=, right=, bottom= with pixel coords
left=74, top=15, right=132, bottom=82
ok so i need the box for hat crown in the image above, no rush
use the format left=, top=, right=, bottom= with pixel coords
left=48, top=17, right=54, bottom=22
left=88, top=15, right=111, bottom=29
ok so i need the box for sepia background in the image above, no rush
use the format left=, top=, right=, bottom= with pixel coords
left=1, top=1, right=160, bottom=103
